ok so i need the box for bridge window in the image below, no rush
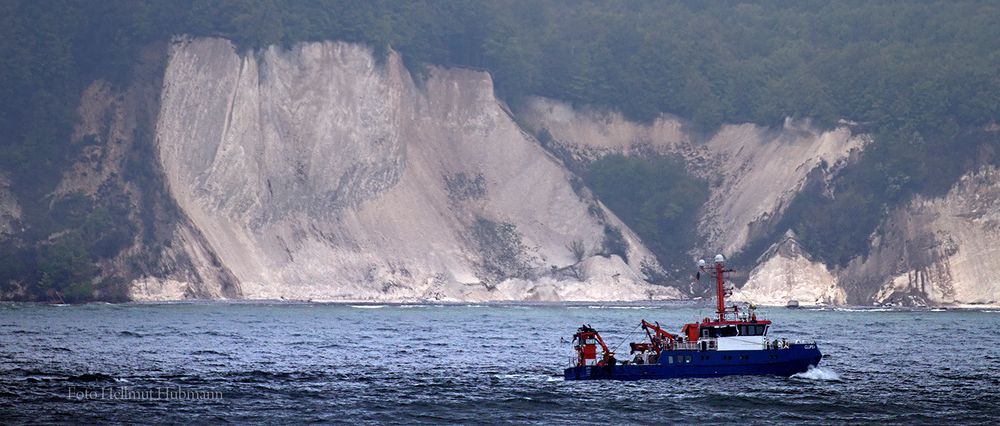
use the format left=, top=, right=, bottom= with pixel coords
left=718, top=326, right=738, bottom=337
left=736, top=324, right=769, bottom=336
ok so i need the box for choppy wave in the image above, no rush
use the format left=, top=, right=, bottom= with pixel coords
left=2, top=303, right=998, bottom=423
left=492, top=373, right=561, bottom=382
left=791, top=366, right=842, bottom=382
left=67, top=373, right=121, bottom=383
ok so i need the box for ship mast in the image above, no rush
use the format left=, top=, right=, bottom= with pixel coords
left=715, top=259, right=726, bottom=321
left=700, top=254, right=734, bottom=322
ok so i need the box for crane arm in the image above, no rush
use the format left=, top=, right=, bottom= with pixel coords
left=641, top=319, right=678, bottom=354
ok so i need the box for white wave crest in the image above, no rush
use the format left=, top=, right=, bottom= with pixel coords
left=791, top=366, right=842, bottom=382
left=494, top=373, right=560, bottom=382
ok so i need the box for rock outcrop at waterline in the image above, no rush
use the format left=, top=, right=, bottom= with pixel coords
left=144, top=37, right=677, bottom=302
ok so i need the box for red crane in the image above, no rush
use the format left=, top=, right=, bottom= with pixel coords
left=640, top=319, right=678, bottom=355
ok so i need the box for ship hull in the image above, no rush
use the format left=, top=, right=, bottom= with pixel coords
left=564, top=344, right=821, bottom=381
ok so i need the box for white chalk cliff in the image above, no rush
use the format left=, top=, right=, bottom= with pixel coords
left=732, top=166, right=1000, bottom=307
left=732, top=230, right=845, bottom=306
left=519, top=98, right=867, bottom=256
left=140, top=37, right=677, bottom=302
left=840, top=165, right=1000, bottom=306
left=46, top=36, right=998, bottom=306
left=521, top=98, right=1000, bottom=306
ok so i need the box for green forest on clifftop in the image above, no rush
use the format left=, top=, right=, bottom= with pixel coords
left=1, top=0, right=999, bottom=299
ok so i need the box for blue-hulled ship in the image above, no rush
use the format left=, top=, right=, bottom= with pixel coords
left=564, top=255, right=821, bottom=381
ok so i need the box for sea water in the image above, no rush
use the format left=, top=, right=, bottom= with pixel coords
left=1, top=302, right=998, bottom=423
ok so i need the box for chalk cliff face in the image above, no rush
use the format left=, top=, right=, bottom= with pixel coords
left=732, top=231, right=845, bottom=306
left=53, top=43, right=241, bottom=301
left=839, top=166, right=1000, bottom=306
left=38, top=36, right=997, bottom=305
left=519, top=98, right=866, bottom=256
left=521, top=98, right=1000, bottom=306
left=144, top=37, right=676, bottom=302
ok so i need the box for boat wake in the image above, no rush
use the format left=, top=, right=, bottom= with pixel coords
left=493, top=373, right=562, bottom=383
left=791, top=366, right=841, bottom=382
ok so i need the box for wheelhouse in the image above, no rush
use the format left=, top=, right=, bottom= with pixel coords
left=682, top=319, right=771, bottom=341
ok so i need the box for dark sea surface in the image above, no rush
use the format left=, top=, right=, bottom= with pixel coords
left=1, top=302, right=998, bottom=424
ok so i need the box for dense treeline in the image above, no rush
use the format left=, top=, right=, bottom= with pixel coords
left=585, top=155, right=707, bottom=273
left=7, top=0, right=998, bottom=149
left=1, top=1, right=999, bottom=298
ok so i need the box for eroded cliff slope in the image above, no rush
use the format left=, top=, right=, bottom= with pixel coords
left=520, top=98, right=866, bottom=258
left=522, top=99, right=1000, bottom=306
left=53, top=43, right=241, bottom=301
left=145, top=38, right=676, bottom=302
left=732, top=231, right=845, bottom=306
left=839, top=166, right=1000, bottom=306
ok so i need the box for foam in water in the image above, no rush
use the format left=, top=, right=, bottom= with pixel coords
left=494, top=373, right=561, bottom=383
left=791, top=366, right=842, bottom=382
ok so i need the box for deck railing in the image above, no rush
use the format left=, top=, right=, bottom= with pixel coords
left=669, top=341, right=702, bottom=351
